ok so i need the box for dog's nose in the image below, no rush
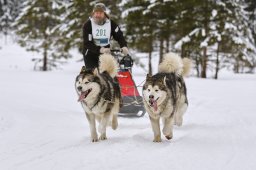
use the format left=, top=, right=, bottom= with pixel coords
left=149, top=95, right=154, bottom=99
left=77, top=86, right=82, bottom=91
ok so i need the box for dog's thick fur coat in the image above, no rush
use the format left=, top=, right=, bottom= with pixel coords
left=75, top=54, right=121, bottom=142
left=142, top=52, right=191, bottom=142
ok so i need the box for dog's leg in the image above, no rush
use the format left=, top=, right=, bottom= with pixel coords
left=111, top=101, right=119, bottom=130
left=162, top=117, right=174, bottom=140
left=175, top=103, right=187, bottom=126
left=111, top=114, right=118, bottom=130
left=85, top=113, right=98, bottom=142
left=98, top=112, right=111, bottom=140
left=149, top=116, right=161, bottom=142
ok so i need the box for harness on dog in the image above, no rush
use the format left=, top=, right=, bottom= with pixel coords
left=81, top=83, right=116, bottom=111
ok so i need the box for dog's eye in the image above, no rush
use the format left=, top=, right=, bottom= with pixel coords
left=148, top=89, right=151, bottom=92
left=155, top=90, right=159, bottom=92
left=84, top=81, right=89, bottom=84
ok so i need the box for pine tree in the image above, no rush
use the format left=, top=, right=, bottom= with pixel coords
left=153, top=0, right=180, bottom=63
left=0, top=0, right=11, bottom=41
left=244, top=0, right=256, bottom=72
left=245, top=0, right=256, bottom=44
left=0, top=0, right=4, bottom=33
left=55, top=0, right=92, bottom=56
left=122, top=0, right=157, bottom=74
left=173, top=0, right=216, bottom=78
left=0, top=0, right=25, bottom=40
left=14, top=0, right=64, bottom=71
left=223, top=0, right=256, bottom=73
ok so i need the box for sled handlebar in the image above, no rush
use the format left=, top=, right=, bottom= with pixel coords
left=110, top=49, right=122, bottom=52
left=110, top=49, right=131, bottom=57
left=110, top=49, right=133, bottom=69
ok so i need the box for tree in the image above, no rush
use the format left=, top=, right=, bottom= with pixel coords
left=244, top=0, right=256, bottom=72
left=224, top=0, right=256, bottom=73
left=174, top=0, right=215, bottom=78
left=14, top=0, right=64, bottom=71
left=122, top=0, right=155, bottom=74
left=0, top=0, right=25, bottom=42
left=174, top=0, right=256, bottom=78
left=0, top=0, right=12, bottom=42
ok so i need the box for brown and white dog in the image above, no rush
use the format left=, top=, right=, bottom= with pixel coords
left=75, top=54, right=121, bottom=142
left=142, top=52, right=191, bottom=142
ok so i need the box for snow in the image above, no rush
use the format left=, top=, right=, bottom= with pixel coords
left=121, top=6, right=144, bottom=18
left=1, top=40, right=256, bottom=170
left=174, top=28, right=200, bottom=49
left=212, top=9, right=217, bottom=18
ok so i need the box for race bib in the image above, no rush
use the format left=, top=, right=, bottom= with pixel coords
left=91, top=18, right=111, bottom=47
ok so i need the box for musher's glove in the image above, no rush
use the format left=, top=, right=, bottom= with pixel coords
left=100, top=47, right=111, bottom=54
left=121, top=47, right=129, bottom=56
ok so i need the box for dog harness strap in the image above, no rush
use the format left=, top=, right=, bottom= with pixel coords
left=90, top=94, right=101, bottom=110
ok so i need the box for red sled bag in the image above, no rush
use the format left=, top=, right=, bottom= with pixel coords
left=111, top=50, right=145, bottom=117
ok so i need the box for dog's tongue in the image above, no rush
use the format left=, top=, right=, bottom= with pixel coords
left=153, top=100, right=158, bottom=111
left=150, top=99, right=158, bottom=111
left=78, top=91, right=88, bottom=102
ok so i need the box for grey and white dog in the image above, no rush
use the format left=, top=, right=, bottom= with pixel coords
left=142, top=52, right=191, bottom=142
left=75, top=54, right=121, bottom=142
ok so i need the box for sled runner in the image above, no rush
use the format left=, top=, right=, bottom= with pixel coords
left=111, top=50, right=146, bottom=117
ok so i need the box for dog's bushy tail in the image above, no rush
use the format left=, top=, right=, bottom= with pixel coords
left=99, top=54, right=118, bottom=78
left=158, top=52, right=192, bottom=77
left=182, top=57, right=192, bottom=77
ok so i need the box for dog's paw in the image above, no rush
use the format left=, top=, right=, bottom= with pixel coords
left=112, top=123, right=118, bottom=130
left=175, top=117, right=183, bottom=126
left=91, top=133, right=99, bottom=142
left=175, top=121, right=183, bottom=126
left=99, top=134, right=107, bottom=140
left=111, top=117, right=118, bottom=130
left=91, top=138, right=99, bottom=142
left=153, top=135, right=162, bottom=142
left=165, top=135, right=173, bottom=140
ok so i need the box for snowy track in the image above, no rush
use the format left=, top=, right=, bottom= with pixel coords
left=1, top=44, right=256, bottom=170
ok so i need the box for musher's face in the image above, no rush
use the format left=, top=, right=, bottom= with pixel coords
left=92, top=11, right=105, bottom=25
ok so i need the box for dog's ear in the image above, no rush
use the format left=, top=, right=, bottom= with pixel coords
left=93, top=68, right=99, bottom=76
left=146, top=74, right=152, bottom=81
left=80, top=66, right=86, bottom=74
left=163, top=76, right=168, bottom=86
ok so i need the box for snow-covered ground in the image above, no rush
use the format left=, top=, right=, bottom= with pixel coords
left=1, top=41, right=256, bottom=170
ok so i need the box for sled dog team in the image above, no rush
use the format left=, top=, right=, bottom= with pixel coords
left=75, top=52, right=192, bottom=142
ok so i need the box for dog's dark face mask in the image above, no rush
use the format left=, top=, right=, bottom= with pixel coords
left=76, top=67, right=99, bottom=102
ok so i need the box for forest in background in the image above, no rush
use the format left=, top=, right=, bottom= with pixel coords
left=0, top=0, right=255, bottom=79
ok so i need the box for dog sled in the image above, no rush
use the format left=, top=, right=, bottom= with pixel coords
left=111, top=50, right=146, bottom=117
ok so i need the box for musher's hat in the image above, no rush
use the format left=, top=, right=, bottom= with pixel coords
left=93, top=3, right=107, bottom=13
left=92, top=3, right=109, bottom=18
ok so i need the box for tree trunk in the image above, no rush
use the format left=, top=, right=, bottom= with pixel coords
left=201, top=0, right=209, bottom=78
left=214, top=43, right=220, bottom=79
left=43, top=44, right=47, bottom=71
left=195, top=54, right=200, bottom=78
left=234, top=57, right=239, bottom=73
left=148, top=36, right=154, bottom=75
left=42, top=0, right=48, bottom=71
left=148, top=51, right=152, bottom=75
left=166, top=38, right=169, bottom=53
left=159, top=38, right=164, bottom=64
left=201, top=47, right=207, bottom=78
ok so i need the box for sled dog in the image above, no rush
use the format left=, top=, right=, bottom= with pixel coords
left=142, top=52, right=191, bottom=142
left=75, top=54, right=121, bottom=142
